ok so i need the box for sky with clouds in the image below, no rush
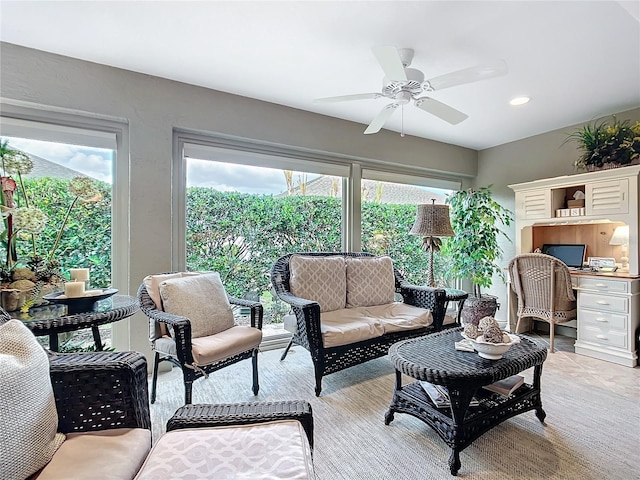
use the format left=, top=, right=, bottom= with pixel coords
left=186, top=158, right=317, bottom=194
left=3, top=136, right=113, bottom=183
left=3, top=137, right=446, bottom=197
left=3, top=137, right=312, bottom=194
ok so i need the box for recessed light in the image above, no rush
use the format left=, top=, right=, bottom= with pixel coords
left=510, top=96, right=530, bottom=106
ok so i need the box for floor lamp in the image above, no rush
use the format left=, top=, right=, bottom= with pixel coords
left=409, top=200, right=455, bottom=287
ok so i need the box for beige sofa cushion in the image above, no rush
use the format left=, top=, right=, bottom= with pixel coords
left=321, top=308, right=385, bottom=347
left=345, top=256, right=396, bottom=308
left=320, top=303, right=433, bottom=347
left=290, top=255, right=346, bottom=312
left=0, top=320, right=65, bottom=480
left=159, top=273, right=234, bottom=339
left=367, top=303, right=433, bottom=333
left=135, top=421, right=314, bottom=480
left=36, top=428, right=151, bottom=480
left=191, top=325, right=263, bottom=366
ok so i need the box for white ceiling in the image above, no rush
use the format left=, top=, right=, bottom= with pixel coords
left=1, top=1, right=639, bottom=150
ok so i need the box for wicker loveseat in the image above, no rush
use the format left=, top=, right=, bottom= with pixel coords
left=21, top=349, right=314, bottom=479
left=271, top=252, right=448, bottom=396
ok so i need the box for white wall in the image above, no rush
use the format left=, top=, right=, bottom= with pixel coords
left=475, top=107, right=640, bottom=324
left=0, top=42, right=477, bottom=356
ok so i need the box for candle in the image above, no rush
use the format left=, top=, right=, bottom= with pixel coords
left=64, top=281, right=85, bottom=298
left=70, top=268, right=90, bottom=282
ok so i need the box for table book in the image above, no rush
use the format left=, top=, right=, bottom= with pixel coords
left=420, top=381, right=480, bottom=408
left=482, top=374, right=525, bottom=396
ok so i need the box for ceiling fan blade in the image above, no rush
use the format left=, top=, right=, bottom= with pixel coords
left=414, top=97, right=468, bottom=125
left=364, top=103, right=399, bottom=134
left=426, top=60, right=508, bottom=91
left=314, top=93, right=383, bottom=103
left=372, top=46, right=408, bottom=82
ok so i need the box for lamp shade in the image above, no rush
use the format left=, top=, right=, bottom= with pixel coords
left=410, top=202, right=455, bottom=237
left=609, top=225, right=629, bottom=246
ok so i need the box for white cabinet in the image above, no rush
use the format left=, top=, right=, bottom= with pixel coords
left=574, top=275, right=639, bottom=367
left=509, top=165, right=639, bottom=276
left=585, top=179, right=628, bottom=216
left=515, top=189, right=550, bottom=220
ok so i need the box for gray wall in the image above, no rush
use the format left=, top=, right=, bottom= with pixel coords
left=0, top=42, right=477, bottom=354
left=475, top=107, right=640, bottom=323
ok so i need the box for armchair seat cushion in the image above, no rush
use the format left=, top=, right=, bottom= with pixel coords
left=35, top=428, right=151, bottom=480
left=134, top=420, right=314, bottom=480
left=191, top=326, right=263, bottom=366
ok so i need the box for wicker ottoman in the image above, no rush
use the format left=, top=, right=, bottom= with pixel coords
left=135, top=401, right=315, bottom=479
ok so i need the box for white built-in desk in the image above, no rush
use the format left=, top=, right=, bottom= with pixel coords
left=509, top=166, right=640, bottom=367
left=572, top=271, right=639, bottom=367
left=508, top=271, right=639, bottom=367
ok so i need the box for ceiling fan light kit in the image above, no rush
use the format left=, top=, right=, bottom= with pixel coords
left=315, top=46, right=508, bottom=136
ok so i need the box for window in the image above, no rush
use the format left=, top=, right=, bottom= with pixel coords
left=1, top=110, right=127, bottom=350
left=1, top=136, right=114, bottom=287
left=176, top=132, right=464, bottom=345
left=181, top=143, right=347, bottom=342
left=360, top=169, right=458, bottom=287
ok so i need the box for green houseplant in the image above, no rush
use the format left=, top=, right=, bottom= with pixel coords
left=565, top=116, right=640, bottom=171
left=442, top=186, right=513, bottom=324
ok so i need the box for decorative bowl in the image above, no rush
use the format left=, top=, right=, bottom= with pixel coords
left=42, top=288, right=118, bottom=314
left=461, top=332, right=520, bottom=360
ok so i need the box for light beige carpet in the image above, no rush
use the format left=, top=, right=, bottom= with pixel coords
left=150, top=345, right=639, bottom=480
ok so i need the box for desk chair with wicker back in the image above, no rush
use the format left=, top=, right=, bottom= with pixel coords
left=508, top=253, right=577, bottom=352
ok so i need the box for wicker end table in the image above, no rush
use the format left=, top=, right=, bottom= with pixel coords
left=385, top=327, right=547, bottom=476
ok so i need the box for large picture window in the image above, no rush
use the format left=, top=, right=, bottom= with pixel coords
left=0, top=136, right=114, bottom=287
left=184, top=154, right=344, bottom=340
left=0, top=110, right=124, bottom=351
left=177, top=134, right=463, bottom=345
left=361, top=170, right=458, bottom=287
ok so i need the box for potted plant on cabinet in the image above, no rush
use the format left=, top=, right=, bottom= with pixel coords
left=565, top=116, right=640, bottom=171
left=442, top=185, right=513, bottom=324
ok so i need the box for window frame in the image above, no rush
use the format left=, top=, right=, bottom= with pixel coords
left=173, top=129, right=464, bottom=267
left=0, top=100, right=130, bottom=347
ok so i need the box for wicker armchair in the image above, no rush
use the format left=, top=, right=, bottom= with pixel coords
left=138, top=275, right=264, bottom=405
left=50, top=350, right=151, bottom=433
left=271, top=252, right=447, bottom=396
left=508, top=253, right=577, bottom=352
left=48, top=351, right=315, bottom=479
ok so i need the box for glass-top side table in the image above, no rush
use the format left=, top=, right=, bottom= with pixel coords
left=10, top=294, right=139, bottom=351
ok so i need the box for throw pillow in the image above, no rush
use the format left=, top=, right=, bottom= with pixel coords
left=345, top=256, right=396, bottom=308
left=159, top=273, right=234, bottom=339
left=289, top=255, right=346, bottom=312
left=0, top=320, right=65, bottom=479
left=143, top=272, right=206, bottom=340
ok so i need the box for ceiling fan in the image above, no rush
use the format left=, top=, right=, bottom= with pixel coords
left=314, top=46, right=508, bottom=136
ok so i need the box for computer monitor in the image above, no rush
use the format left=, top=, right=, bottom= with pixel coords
left=541, top=244, right=586, bottom=269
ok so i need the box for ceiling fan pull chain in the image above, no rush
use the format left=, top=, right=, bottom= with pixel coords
left=401, top=105, right=405, bottom=137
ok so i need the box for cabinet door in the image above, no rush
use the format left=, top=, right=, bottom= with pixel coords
left=516, top=189, right=550, bottom=219
left=586, top=179, right=629, bottom=216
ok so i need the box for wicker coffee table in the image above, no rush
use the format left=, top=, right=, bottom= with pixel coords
left=385, top=327, right=547, bottom=476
